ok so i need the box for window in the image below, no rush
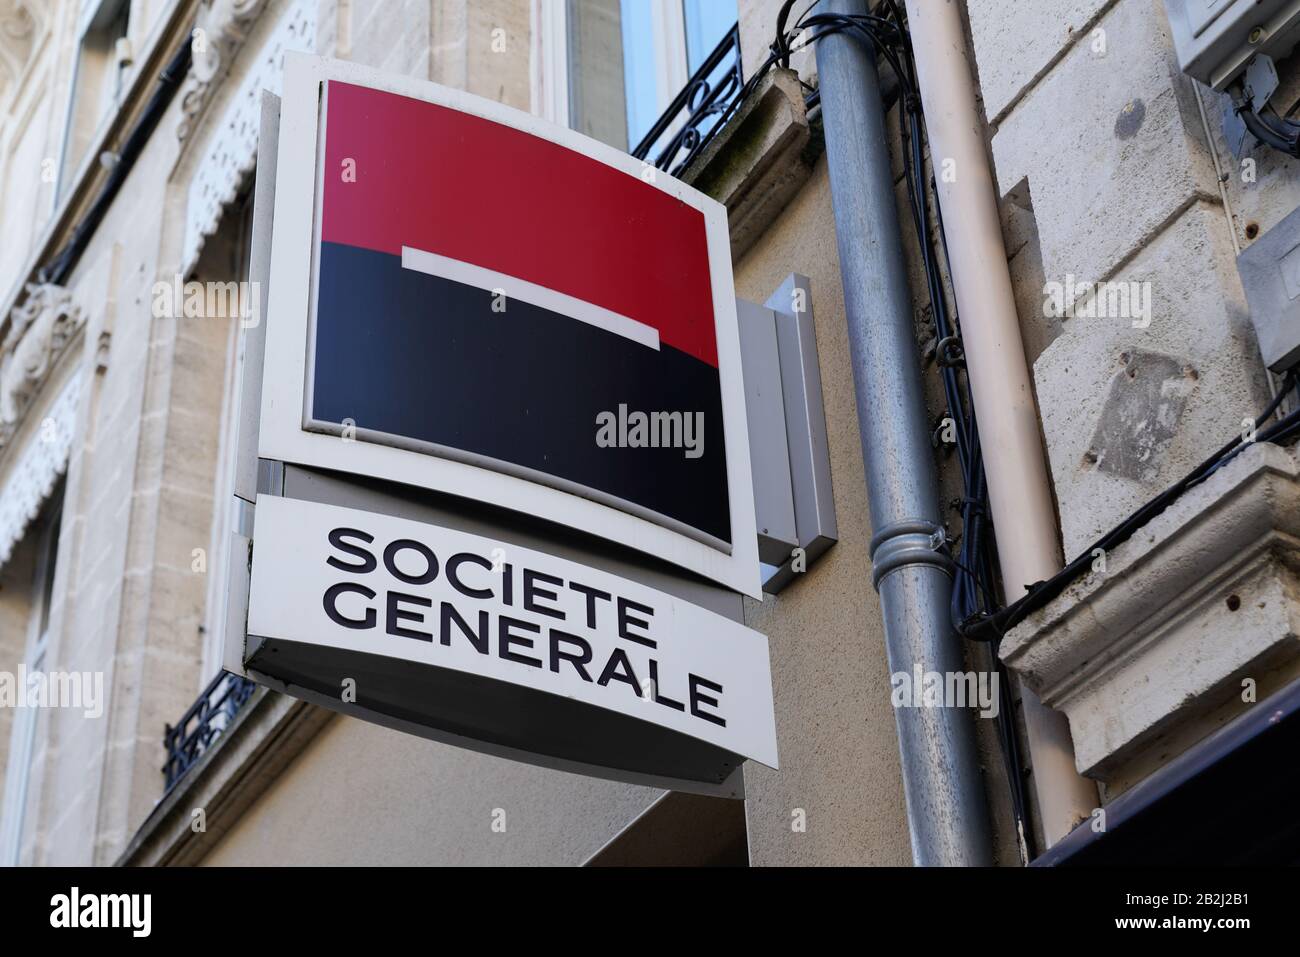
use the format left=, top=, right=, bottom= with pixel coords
left=682, top=0, right=736, bottom=74
left=0, top=484, right=64, bottom=867
left=56, top=0, right=133, bottom=198
left=542, top=0, right=737, bottom=153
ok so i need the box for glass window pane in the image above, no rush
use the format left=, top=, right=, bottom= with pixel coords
left=567, top=0, right=685, bottom=153
left=683, top=0, right=736, bottom=72
left=567, top=0, right=629, bottom=150
left=619, top=0, right=660, bottom=149
left=35, top=487, right=64, bottom=642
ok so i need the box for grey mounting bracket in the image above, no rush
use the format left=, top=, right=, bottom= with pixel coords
left=737, top=274, right=838, bottom=595
left=1222, top=53, right=1281, bottom=160
left=1244, top=53, right=1280, bottom=114
left=1237, top=200, right=1300, bottom=373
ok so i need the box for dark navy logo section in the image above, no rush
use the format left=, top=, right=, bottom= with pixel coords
left=310, top=242, right=732, bottom=546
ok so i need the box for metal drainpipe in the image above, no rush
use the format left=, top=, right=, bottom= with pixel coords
left=902, top=0, right=1099, bottom=848
left=815, top=0, right=993, bottom=865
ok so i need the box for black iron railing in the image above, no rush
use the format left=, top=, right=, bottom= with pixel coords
left=163, top=670, right=257, bottom=791
left=632, top=24, right=744, bottom=177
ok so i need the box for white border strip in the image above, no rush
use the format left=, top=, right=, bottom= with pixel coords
left=400, top=246, right=660, bottom=351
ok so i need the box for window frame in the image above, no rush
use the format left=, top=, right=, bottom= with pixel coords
left=54, top=0, right=134, bottom=202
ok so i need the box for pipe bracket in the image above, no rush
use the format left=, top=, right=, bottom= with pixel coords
left=869, top=519, right=954, bottom=590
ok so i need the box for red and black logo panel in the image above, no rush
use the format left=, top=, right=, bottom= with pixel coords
left=308, top=82, right=731, bottom=546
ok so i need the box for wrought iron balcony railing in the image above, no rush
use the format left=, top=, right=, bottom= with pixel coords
left=163, top=670, right=258, bottom=791
left=632, top=24, right=744, bottom=177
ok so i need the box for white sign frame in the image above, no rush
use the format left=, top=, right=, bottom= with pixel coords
left=260, top=55, right=761, bottom=597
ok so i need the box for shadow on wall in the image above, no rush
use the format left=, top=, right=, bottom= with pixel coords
left=584, top=792, right=748, bottom=866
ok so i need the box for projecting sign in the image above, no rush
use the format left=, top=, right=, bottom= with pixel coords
left=260, top=55, right=760, bottom=597
left=245, top=495, right=778, bottom=788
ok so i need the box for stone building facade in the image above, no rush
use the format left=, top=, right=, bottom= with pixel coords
left=0, top=0, right=1293, bottom=866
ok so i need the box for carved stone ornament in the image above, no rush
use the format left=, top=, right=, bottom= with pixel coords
left=177, top=0, right=274, bottom=144
left=0, top=0, right=44, bottom=99
left=181, top=0, right=316, bottom=271
left=0, top=283, right=84, bottom=453
left=0, top=1, right=39, bottom=82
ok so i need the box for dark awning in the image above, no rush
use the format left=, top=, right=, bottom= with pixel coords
left=1035, top=677, right=1300, bottom=866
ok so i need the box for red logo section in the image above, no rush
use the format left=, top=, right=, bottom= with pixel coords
left=319, top=81, right=719, bottom=368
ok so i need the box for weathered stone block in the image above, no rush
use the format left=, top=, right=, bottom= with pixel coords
left=1033, top=201, right=1266, bottom=556
left=968, top=0, right=1114, bottom=124
left=1086, top=349, right=1196, bottom=483
left=991, top=0, right=1219, bottom=286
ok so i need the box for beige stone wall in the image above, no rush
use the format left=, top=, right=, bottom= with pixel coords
left=732, top=160, right=913, bottom=866
left=342, top=0, right=533, bottom=108
left=0, top=1, right=68, bottom=299
left=23, top=40, right=200, bottom=864
left=202, top=714, right=659, bottom=866
left=975, top=0, right=1267, bottom=560
left=0, top=499, right=37, bottom=812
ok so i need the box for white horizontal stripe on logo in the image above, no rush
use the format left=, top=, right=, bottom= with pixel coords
left=401, top=246, right=661, bottom=351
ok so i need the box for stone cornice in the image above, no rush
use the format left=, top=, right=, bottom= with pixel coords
left=1002, top=441, right=1300, bottom=776
left=1003, top=442, right=1300, bottom=689
left=114, top=688, right=332, bottom=866
left=180, top=0, right=315, bottom=272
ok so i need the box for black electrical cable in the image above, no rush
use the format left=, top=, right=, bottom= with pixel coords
left=1240, top=105, right=1300, bottom=156
left=875, top=4, right=1033, bottom=846
left=962, top=370, right=1300, bottom=644
left=1232, top=80, right=1300, bottom=157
